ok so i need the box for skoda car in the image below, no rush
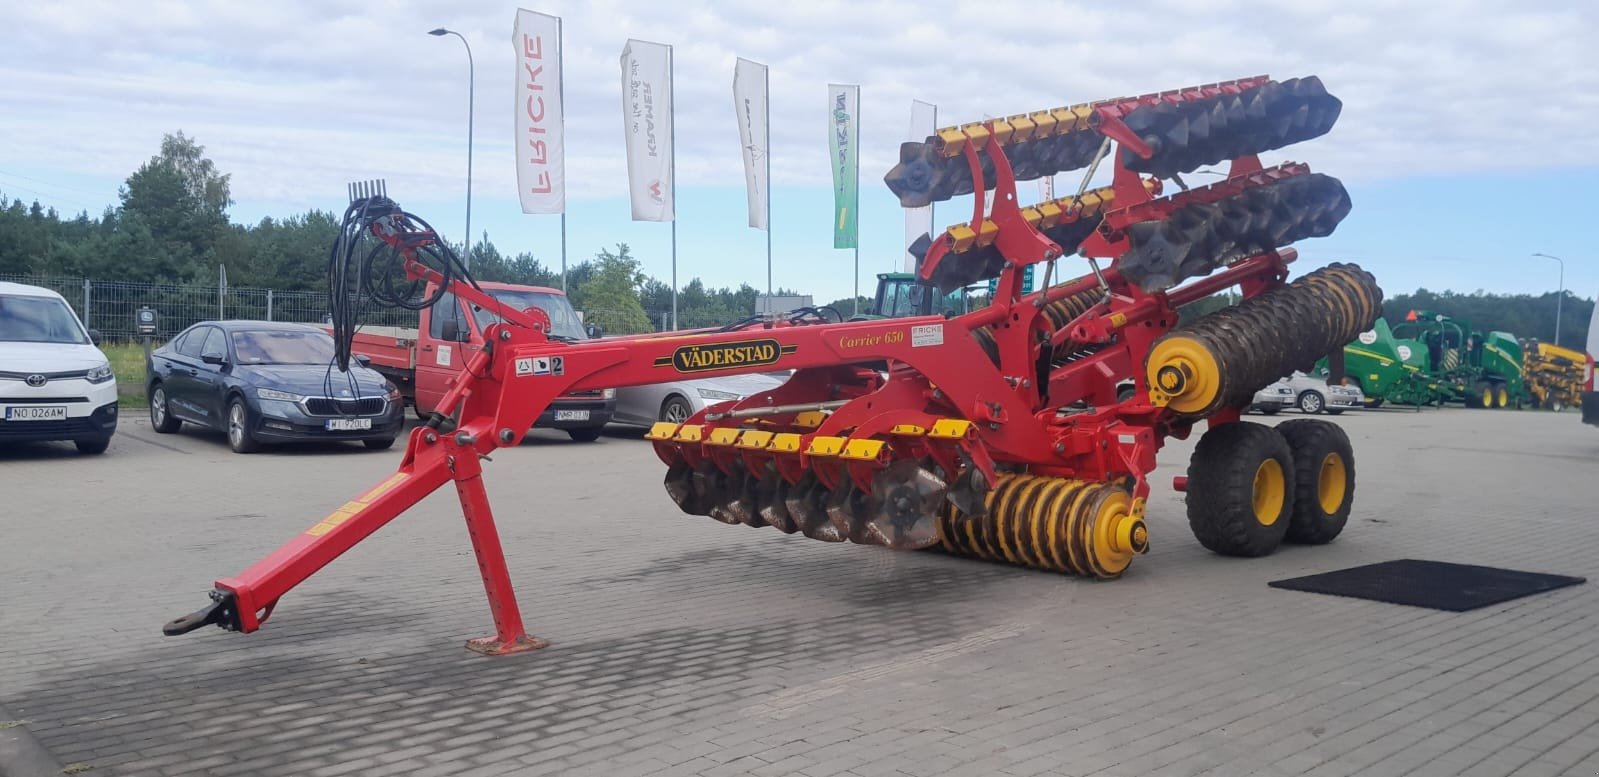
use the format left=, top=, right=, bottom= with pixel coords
left=0, top=281, right=118, bottom=454
left=147, top=321, right=403, bottom=453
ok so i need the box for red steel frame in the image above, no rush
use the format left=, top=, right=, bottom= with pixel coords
left=168, top=103, right=1303, bottom=655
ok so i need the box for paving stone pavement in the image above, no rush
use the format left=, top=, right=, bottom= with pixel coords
left=2, top=407, right=1597, bottom=776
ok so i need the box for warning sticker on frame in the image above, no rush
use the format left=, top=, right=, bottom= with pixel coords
left=514, top=357, right=554, bottom=377
left=911, top=324, right=944, bottom=348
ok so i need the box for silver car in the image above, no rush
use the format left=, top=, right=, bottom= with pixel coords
left=612, top=372, right=789, bottom=426
left=1250, top=381, right=1297, bottom=415
left=1282, top=371, right=1360, bottom=414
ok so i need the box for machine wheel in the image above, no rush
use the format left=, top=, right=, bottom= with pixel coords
left=149, top=383, right=182, bottom=433
left=1186, top=421, right=1293, bottom=557
left=1496, top=386, right=1510, bottom=408
left=566, top=426, right=603, bottom=442
left=226, top=397, right=261, bottom=454
left=1258, top=406, right=1281, bottom=416
left=660, top=395, right=694, bottom=424
left=1470, top=381, right=1493, bottom=409
left=363, top=437, right=397, bottom=450
left=1326, top=408, right=1344, bottom=415
left=75, top=435, right=111, bottom=455
left=1366, top=398, right=1384, bottom=408
left=1117, top=384, right=1137, bottom=404
left=1275, top=420, right=1354, bottom=545
left=1297, top=391, right=1325, bottom=414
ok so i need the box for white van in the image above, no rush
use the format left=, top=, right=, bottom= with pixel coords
left=0, top=282, right=119, bottom=453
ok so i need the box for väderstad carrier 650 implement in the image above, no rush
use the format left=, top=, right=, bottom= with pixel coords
left=165, top=74, right=1379, bottom=654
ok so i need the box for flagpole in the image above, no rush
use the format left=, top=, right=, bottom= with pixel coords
left=669, top=44, right=678, bottom=331
left=765, top=64, right=772, bottom=300
left=558, top=16, right=568, bottom=293
left=853, top=85, right=860, bottom=317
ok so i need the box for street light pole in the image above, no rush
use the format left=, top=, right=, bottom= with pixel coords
left=429, top=28, right=474, bottom=268
left=1531, top=252, right=1565, bottom=346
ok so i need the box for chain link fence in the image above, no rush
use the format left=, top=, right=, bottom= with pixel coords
left=1, top=275, right=757, bottom=342
left=1, top=274, right=421, bottom=342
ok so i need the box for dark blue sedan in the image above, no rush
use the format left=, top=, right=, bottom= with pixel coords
left=147, top=321, right=404, bottom=453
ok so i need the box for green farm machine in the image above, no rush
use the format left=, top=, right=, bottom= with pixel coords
left=1317, top=318, right=1447, bottom=407
left=1324, top=310, right=1531, bottom=409
left=1395, top=310, right=1527, bottom=409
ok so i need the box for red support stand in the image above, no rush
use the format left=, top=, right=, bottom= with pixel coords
left=450, top=443, right=549, bottom=656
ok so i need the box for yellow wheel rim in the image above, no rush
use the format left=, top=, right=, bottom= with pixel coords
left=1317, top=453, right=1347, bottom=515
left=1497, top=388, right=1508, bottom=408
left=1252, top=459, right=1285, bottom=526
left=1482, top=388, right=1493, bottom=407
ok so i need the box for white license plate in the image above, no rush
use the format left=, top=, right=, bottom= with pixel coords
left=554, top=409, right=590, bottom=422
left=324, top=418, right=373, bottom=431
left=5, top=406, right=67, bottom=421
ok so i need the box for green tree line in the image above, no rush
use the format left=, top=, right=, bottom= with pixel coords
left=0, top=133, right=792, bottom=335
left=1, top=132, right=1592, bottom=345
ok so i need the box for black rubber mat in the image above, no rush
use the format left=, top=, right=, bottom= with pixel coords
left=1269, top=559, right=1586, bottom=611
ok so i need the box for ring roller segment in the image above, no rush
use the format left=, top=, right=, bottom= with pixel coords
left=1145, top=263, right=1382, bottom=418
left=936, top=474, right=1148, bottom=579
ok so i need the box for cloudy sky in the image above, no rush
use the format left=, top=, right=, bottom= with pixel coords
left=3, top=0, right=1597, bottom=308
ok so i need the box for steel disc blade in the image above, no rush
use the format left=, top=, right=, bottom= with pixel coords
left=862, top=461, right=947, bottom=549
left=946, top=465, right=989, bottom=518
left=693, top=462, right=738, bottom=524
left=755, top=466, right=798, bottom=534
left=664, top=461, right=713, bottom=516
left=825, top=472, right=876, bottom=545
left=785, top=472, right=845, bottom=542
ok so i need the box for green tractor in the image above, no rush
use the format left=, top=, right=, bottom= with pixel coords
left=1394, top=310, right=1528, bottom=409
left=1317, top=317, right=1449, bottom=408
left=854, top=272, right=976, bottom=320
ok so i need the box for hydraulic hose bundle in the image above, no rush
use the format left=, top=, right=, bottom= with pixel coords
left=326, top=195, right=474, bottom=372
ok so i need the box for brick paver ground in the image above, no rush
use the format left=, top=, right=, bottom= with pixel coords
left=3, top=407, right=1596, bottom=776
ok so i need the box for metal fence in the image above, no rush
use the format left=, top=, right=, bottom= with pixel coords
left=0, top=274, right=756, bottom=341
left=0, top=274, right=419, bottom=342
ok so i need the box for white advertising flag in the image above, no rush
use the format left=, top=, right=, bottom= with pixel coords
left=905, top=99, right=937, bottom=272
left=513, top=10, right=564, bottom=214
left=620, top=39, right=674, bottom=222
left=733, top=58, right=769, bottom=230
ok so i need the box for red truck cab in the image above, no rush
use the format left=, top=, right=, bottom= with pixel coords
left=343, top=281, right=615, bottom=441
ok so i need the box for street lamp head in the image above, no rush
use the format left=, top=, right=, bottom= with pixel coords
left=428, top=28, right=450, bottom=36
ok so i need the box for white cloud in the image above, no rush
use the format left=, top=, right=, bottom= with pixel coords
left=2, top=0, right=1596, bottom=217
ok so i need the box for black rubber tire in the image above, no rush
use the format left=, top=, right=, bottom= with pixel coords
left=1116, top=384, right=1137, bottom=403
left=226, top=397, right=261, bottom=454
left=1469, top=381, right=1491, bottom=409
left=1367, top=398, right=1384, bottom=408
left=1258, top=406, right=1281, bottom=415
left=566, top=426, right=603, bottom=442
left=659, top=395, right=694, bottom=424
left=1326, top=408, right=1344, bottom=415
left=75, top=435, right=111, bottom=455
left=149, top=383, right=182, bottom=433
left=1275, top=419, right=1354, bottom=545
left=1186, top=421, right=1294, bottom=557
left=363, top=437, right=397, bottom=450
left=1297, top=391, right=1325, bottom=414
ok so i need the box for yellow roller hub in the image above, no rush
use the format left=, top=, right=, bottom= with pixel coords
left=1252, top=459, right=1285, bottom=526
left=1084, top=489, right=1147, bottom=578
left=1317, top=453, right=1347, bottom=515
left=1146, top=336, right=1222, bottom=414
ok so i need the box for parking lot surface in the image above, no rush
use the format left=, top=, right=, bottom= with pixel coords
left=3, top=408, right=1598, bottom=777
